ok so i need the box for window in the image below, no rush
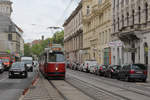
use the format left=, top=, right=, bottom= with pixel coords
left=87, top=6, right=90, bottom=15
left=8, top=34, right=12, bottom=41
left=139, top=7, right=141, bottom=24
left=118, top=17, right=119, bottom=30
left=114, top=19, right=116, bottom=31
left=122, top=15, right=124, bottom=27
left=98, top=0, right=102, bottom=4
left=48, top=53, right=65, bottom=62
left=145, top=3, right=148, bottom=22
left=132, top=10, right=135, bottom=25
left=127, top=12, right=129, bottom=26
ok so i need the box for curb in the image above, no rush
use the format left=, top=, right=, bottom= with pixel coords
left=19, top=74, right=39, bottom=100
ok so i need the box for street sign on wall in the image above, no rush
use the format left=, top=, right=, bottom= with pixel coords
left=109, top=41, right=123, bottom=47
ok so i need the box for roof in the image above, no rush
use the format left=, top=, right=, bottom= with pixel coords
left=63, top=1, right=82, bottom=27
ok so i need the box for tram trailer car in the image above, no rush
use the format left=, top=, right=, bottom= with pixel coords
left=40, top=44, right=66, bottom=79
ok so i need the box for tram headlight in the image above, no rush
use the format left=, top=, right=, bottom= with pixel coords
left=56, top=67, right=58, bottom=71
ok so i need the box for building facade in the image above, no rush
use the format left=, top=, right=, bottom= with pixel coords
left=0, top=0, right=24, bottom=57
left=112, top=0, right=150, bottom=65
left=82, top=0, right=112, bottom=64
left=64, top=2, right=83, bottom=63
left=0, top=0, right=12, bottom=17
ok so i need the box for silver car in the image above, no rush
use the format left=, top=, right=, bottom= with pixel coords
left=0, top=62, right=4, bottom=73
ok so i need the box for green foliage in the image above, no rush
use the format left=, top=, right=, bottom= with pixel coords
left=52, top=31, right=64, bottom=45
left=24, top=44, right=31, bottom=56
left=31, top=44, right=43, bottom=56
left=25, top=30, right=64, bottom=57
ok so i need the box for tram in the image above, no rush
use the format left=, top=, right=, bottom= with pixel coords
left=39, top=44, right=66, bottom=79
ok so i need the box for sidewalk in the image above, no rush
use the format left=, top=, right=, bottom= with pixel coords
left=21, top=73, right=63, bottom=100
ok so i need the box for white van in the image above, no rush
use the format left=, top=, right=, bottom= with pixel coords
left=21, top=57, right=33, bottom=72
left=83, top=60, right=97, bottom=73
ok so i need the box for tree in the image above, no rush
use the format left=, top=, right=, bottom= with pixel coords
left=53, top=31, right=64, bottom=45
left=24, top=44, right=31, bottom=56
left=31, top=44, right=43, bottom=56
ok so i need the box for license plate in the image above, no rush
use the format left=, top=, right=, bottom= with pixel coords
left=136, top=71, right=142, bottom=74
left=14, top=72, right=20, bottom=74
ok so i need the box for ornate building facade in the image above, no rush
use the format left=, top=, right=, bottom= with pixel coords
left=64, top=2, right=83, bottom=63
left=0, top=0, right=12, bottom=17
left=82, top=0, right=112, bottom=64
left=0, top=0, right=24, bottom=57
left=112, top=0, right=150, bottom=65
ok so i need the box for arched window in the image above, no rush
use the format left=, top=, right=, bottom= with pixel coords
left=139, top=7, right=141, bottom=24
left=145, top=3, right=148, bottom=22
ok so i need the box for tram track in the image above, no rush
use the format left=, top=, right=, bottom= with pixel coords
left=69, top=69, right=150, bottom=97
left=48, top=80, right=68, bottom=100
left=67, top=70, right=150, bottom=100
left=66, top=75, right=131, bottom=100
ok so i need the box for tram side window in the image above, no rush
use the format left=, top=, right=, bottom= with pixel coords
left=49, top=53, right=65, bottom=62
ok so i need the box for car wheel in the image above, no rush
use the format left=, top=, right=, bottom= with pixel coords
left=24, top=72, right=28, bottom=78
left=30, top=67, right=33, bottom=72
left=9, top=75, right=12, bottom=79
left=117, top=75, right=120, bottom=80
left=125, top=76, right=130, bottom=82
left=109, top=73, right=112, bottom=78
left=142, top=78, right=146, bottom=82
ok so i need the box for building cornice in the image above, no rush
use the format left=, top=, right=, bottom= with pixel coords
left=63, top=1, right=82, bottom=27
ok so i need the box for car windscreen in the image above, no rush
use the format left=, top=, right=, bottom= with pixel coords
left=132, top=64, right=147, bottom=70
left=113, top=65, right=121, bottom=69
left=0, top=59, right=9, bottom=63
left=48, top=53, right=65, bottom=62
left=22, top=60, right=32, bottom=64
left=11, top=63, right=24, bottom=69
left=0, top=62, right=2, bottom=66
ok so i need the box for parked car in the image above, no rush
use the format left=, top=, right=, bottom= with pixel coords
left=8, top=62, right=28, bottom=78
left=66, top=60, right=70, bottom=68
left=71, top=62, right=76, bottom=70
left=118, top=64, right=147, bottom=82
left=105, top=65, right=121, bottom=78
left=0, top=62, right=4, bottom=73
left=74, top=62, right=80, bottom=70
left=89, top=64, right=98, bottom=74
left=78, top=63, right=84, bottom=71
left=83, top=60, right=97, bottom=73
left=95, top=65, right=108, bottom=76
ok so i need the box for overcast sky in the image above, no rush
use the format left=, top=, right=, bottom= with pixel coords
left=11, top=0, right=80, bottom=43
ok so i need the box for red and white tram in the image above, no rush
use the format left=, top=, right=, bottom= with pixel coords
left=39, top=44, right=66, bottom=79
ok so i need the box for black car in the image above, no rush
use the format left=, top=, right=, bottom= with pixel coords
left=105, top=65, right=121, bottom=78
left=9, top=62, right=28, bottom=78
left=95, top=65, right=108, bottom=76
left=118, top=64, right=147, bottom=82
left=0, top=62, right=4, bottom=73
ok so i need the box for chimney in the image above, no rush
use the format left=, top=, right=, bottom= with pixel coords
left=42, top=35, right=44, bottom=40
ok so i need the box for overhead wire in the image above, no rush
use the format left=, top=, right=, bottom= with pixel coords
left=56, top=0, right=76, bottom=25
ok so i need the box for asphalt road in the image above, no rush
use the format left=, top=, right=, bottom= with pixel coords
left=66, top=69, right=150, bottom=100
left=0, top=67, right=37, bottom=100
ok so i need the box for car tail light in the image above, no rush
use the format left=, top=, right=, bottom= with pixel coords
left=129, top=70, right=135, bottom=74
left=100, top=67, right=103, bottom=70
left=143, top=70, right=147, bottom=75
